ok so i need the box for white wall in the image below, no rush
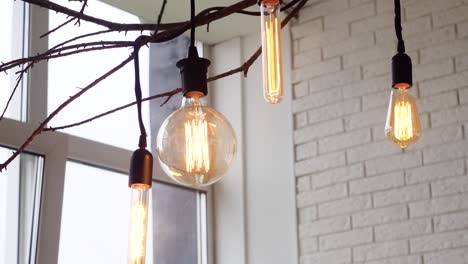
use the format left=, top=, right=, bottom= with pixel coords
left=290, top=0, right=468, bottom=264
left=210, top=28, right=298, bottom=264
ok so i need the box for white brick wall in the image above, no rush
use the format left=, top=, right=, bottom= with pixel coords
left=291, top=0, right=468, bottom=263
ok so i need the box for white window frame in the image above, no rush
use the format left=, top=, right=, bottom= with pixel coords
left=0, top=4, right=214, bottom=264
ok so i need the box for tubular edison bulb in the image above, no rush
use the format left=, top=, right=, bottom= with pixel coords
left=128, top=184, right=150, bottom=264
left=156, top=93, right=236, bottom=187
left=385, top=85, right=421, bottom=148
left=128, top=147, right=152, bottom=264
left=260, top=0, right=283, bottom=104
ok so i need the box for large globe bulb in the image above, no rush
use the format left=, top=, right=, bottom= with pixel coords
left=156, top=95, right=237, bottom=187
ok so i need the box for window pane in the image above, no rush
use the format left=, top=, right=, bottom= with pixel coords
left=58, top=161, right=207, bottom=264
left=58, top=161, right=136, bottom=264
left=0, top=1, right=27, bottom=121
left=48, top=1, right=150, bottom=150
left=152, top=183, right=207, bottom=264
left=0, top=147, right=45, bottom=264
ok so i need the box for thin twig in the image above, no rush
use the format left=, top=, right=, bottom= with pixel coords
left=155, top=0, right=169, bottom=28
left=0, top=63, right=32, bottom=121
left=49, top=29, right=113, bottom=51
left=41, top=17, right=76, bottom=38
left=75, top=0, right=89, bottom=26
left=1, top=41, right=134, bottom=72
left=45, top=88, right=182, bottom=132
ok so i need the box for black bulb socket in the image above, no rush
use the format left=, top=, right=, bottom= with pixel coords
left=392, top=52, right=412, bottom=89
left=129, top=148, right=153, bottom=188
left=176, top=46, right=211, bottom=98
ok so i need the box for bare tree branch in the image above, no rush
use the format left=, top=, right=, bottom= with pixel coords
left=3, top=0, right=304, bottom=74
left=0, top=41, right=134, bottom=73
left=45, top=88, right=183, bottom=132
left=0, top=55, right=133, bottom=171
left=1, top=0, right=260, bottom=74
left=0, top=0, right=171, bottom=171
left=0, top=0, right=308, bottom=172
left=21, top=0, right=256, bottom=32
left=39, top=0, right=306, bottom=134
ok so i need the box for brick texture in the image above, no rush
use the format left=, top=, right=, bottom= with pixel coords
left=291, top=0, right=468, bottom=263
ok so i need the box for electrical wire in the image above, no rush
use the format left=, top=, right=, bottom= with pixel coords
left=133, top=0, right=168, bottom=149
left=133, top=36, right=147, bottom=148
left=394, top=0, right=405, bottom=53
left=190, top=0, right=196, bottom=48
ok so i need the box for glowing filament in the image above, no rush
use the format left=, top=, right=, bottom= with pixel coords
left=185, top=118, right=210, bottom=173
left=262, top=10, right=283, bottom=104
left=393, top=100, right=413, bottom=141
left=385, top=88, right=421, bottom=149
left=128, top=188, right=149, bottom=264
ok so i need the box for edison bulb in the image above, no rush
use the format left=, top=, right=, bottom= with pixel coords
left=128, top=184, right=150, bottom=264
left=385, top=86, right=421, bottom=148
left=260, top=0, right=283, bottom=104
left=156, top=93, right=236, bottom=187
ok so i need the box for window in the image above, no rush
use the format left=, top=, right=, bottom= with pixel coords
left=58, top=161, right=142, bottom=264
left=0, top=1, right=212, bottom=264
left=48, top=1, right=150, bottom=150
left=153, top=182, right=207, bottom=264
left=0, top=146, right=44, bottom=264
left=0, top=1, right=28, bottom=121
left=58, top=162, right=208, bottom=264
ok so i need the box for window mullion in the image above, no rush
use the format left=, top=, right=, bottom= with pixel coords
left=27, top=5, right=49, bottom=125
left=35, top=133, right=68, bottom=264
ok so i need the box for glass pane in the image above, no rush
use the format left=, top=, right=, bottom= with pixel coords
left=152, top=183, right=207, bottom=264
left=0, top=1, right=27, bottom=121
left=0, top=147, right=45, bottom=264
left=58, top=161, right=143, bottom=264
left=48, top=1, right=150, bottom=150
left=58, top=161, right=207, bottom=264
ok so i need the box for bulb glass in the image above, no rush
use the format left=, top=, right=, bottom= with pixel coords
left=260, top=0, right=283, bottom=104
left=128, top=184, right=150, bottom=264
left=385, top=88, right=421, bottom=148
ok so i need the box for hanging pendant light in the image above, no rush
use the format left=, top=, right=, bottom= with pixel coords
left=156, top=0, right=237, bottom=187
left=260, top=0, right=284, bottom=104
left=128, top=147, right=152, bottom=264
left=128, top=37, right=153, bottom=264
left=385, top=0, right=421, bottom=148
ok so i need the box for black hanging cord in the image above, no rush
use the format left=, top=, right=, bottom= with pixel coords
left=394, top=0, right=405, bottom=53
left=133, top=36, right=147, bottom=148
left=190, top=0, right=196, bottom=48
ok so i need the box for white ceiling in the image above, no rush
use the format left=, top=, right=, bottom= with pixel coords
left=100, top=0, right=260, bottom=44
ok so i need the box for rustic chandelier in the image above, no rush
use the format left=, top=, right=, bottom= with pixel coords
left=0, top=0, right=423, bottom=261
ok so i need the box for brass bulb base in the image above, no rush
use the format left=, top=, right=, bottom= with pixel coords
left=258, top=0, right=280, bottom=5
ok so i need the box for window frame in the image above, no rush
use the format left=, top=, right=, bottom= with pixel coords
left=0, top=3, right=214, bottom=264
